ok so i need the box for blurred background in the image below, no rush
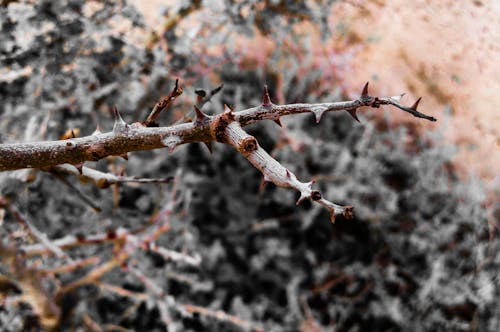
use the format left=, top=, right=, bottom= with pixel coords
left=1, top=1, right=498, bottom=331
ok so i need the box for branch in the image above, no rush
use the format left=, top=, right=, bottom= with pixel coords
left=142, top=78, right=183, bottom=127
left=0, top=82, right=436, bottom=221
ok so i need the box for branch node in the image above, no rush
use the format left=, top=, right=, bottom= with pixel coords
left=239, top=136, right=258, bottom=157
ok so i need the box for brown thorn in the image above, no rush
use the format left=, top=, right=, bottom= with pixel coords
left=74, top=163, right=83, bottom=174
left=194, top=106, right=209, bottom=124
left=223, top=104, right=233, bottom=114
left=273, top=119, right=282, bottom=127
left=203, top=142, right=213, bottom=154
left=262, top=85, right=272, bottom=107
left=285, top=169, right=291, bottom=178
left=346, top=109, right=360, bottom=122
left=411, top=97, right=422, bottom=110
left=361, top=82, right=369, bottom=99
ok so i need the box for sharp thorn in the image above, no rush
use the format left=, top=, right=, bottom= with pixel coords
left=313, top=110, right=325, bottom=123
left=74, top=163, right=83, bottom=175
left=346, top=109, right=360, bottom=122
left=92, top=124, right=102, bottom=136
left=285, top=169, right=291, bottom=178
left=223, top=104, right=234, bottom=115
left=203, top=142, right=213, bottom=154
left=329, top=211, right=336, bottom=224
left=111, top=106, right=127, bottom=132
left=119, top=153, right=128, bottom=161
left=411, top=97, right=422, bottom=110
left=194, top=106, right=209, bottom=123
left=391, top=93, right=405, bottom=102
left=273, top=119, right=282, bottom=127
left=262, top=85, right=272, bottom=107
left=111, top=106, right=125, bottom=123
left=296, top=193, right=309, bottom=205
left=361, top=82, right=369, bottom=98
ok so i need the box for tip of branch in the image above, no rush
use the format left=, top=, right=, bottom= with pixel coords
left=211, top=83, right=224, bottom=95
left=361, top=82, right=370, bottom=99
left=173, top=78, right=183, bottom=96
left=346, top=109, right=360, bottom=122
left=262, top=85, right=272, bottom=107
left=195, top=89, right=207, bottom=97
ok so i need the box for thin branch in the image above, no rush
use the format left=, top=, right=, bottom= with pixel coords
left=143, top=78, right=183, bottom=127
left=51, top=164, right=173, bottom=188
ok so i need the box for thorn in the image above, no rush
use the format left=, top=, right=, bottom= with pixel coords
left=259, top=176, right=271, bottom=192
left=203, top=142, right=213, bottom=154
left=329, top=211, right=336, bottom=224
left=410, top=97, right=422, bottom=110
left=119, top=153, right=128, bottom=161
left=92, top=124, right=102, bottom=136
left=262, top=85, right=272, bottom=107
left=273, top=119, right=282, bottom=127
left=70, top=130, right=76, bottom=138
left=296, top=193, right=309, bottom=205
left=194, top=106, right=209, bottom=124
left=391, top=93, right=405, bottom=102
left=285, top=169, right=291, bottom=179
left=361, top=82, right=369, bottom=99
left=111, top=106, right=127, bottom=132
left=313, top=109, right=326, bottom=123
left=74, top=163, right=83, bottom=174
left=346, top=109, right=360, bottom=122
left=223, top=104, right=234, bottom=116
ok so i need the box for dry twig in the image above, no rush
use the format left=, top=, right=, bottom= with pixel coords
left=0, top=82, right=436, bottom=221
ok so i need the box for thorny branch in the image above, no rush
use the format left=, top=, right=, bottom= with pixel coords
left=0, top=82, right=436, bottom=222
